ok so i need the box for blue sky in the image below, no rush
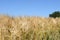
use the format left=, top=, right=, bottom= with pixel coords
left=0, top=0, right=60, bottom=17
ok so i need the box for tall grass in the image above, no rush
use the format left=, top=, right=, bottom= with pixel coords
left=0, top=15, right=60, bottom=40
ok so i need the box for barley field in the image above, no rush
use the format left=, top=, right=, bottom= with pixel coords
left=0, top=15, right=60, bottom=40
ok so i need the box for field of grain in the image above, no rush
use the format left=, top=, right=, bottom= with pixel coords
left=0, top=15, right=60, bottom=40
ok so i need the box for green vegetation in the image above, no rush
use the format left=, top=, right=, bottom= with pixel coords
left=49, top=11, right=60, bottom=18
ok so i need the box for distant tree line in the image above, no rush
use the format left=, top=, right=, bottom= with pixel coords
left=49, top=11, right=60, bottom=18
